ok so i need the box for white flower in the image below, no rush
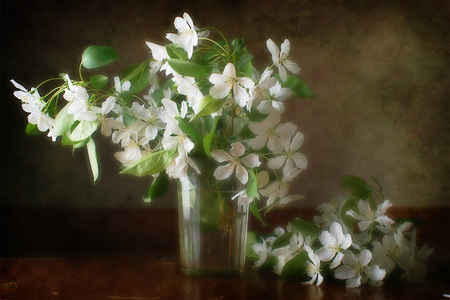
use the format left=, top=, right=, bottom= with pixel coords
left=97, top=97, right=122, bottom=137
left=209, top=63, right=254, bottom=107
left=252, top=238, right=273, bottom=268
left=172, top=75, right=203, bottom=113
left=10, top=80, right=55, bottom=135
left=145, top=41, right=174, bottom=76
left=335, top=250, right=386, bottom=288
left=267, top=132, right=307, bottom=177
left=162, top=120, right=194, bottom=154
left=247, top=67, right=277, bottom=111
left=63, top=75, right=97, bottom=122
left=260, top=168, right=304, bottom=207
left=273, top=232, right=304, bottom=275
left=316, top=222, right=352, bottom=269
left=266, top=38, right=300, bottom=82
left=258, top=81, right=292, bottom=113
left=166, top=12, right=198, bottom=58
left=248, top=108, right=297, bottom=154
left=346, top=200, right=394, bottom=232
left=160, top=98, right=188, bottom=125
left=304, top=245, right=324, bottom=286
left=211, top=142, right=261, bottom=185
left=114, top=140, right=147, bottom=167
left=165, top=151, right=200, bottom=180
left=130, top=101, right=165, bottom=143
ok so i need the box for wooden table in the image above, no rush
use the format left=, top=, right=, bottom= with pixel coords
left=1, top=208, right=449, bottom=299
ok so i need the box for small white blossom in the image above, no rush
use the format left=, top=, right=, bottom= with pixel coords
left=304, top=245, right=324, bottom=286
left=335, top=250, right=386, bottom=288
left=248, top=108, right=297, bottom=154
left=211, top=142, right=260, bottom=185
left=166, top=13, right=198, bottom=59
left=316, top=222, right=352, bottom=269
left=266, top=38, right=300, bottom=82
left=209, top=63, right=254, bottom=107
left=346, top=200, right=394, bottom=232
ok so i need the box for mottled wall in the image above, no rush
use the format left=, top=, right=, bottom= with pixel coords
left=1, top=0, right=448, bottom=209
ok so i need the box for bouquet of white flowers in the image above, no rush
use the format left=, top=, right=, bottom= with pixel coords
left=11, top=12, right=313, bottom=214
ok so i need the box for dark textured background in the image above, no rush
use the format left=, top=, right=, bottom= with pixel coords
left=1, top=0, right=448, bottom=209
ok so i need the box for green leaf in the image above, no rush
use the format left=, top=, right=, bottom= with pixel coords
left=25, top=123, right=41, bottom=135
left=288, top=218, right=321, bottom=238
left=175, top=117, right=203, bottom=143
left=247, top=169, right=259, bottom=199
left=122, top=107, right=136, bottom=127
left=81, top=46, right=119, bottom=69
left=86, top=138, right=99, bottom=183
left=246, top=231, right=260, bottom=262
left=53, top=103, right=74, bottom=137
left=340, top=175, right=372, bottom=200
left=90, top=75, right=109, bottom=89
left=121, top=62, right=150, bottom=93
left=276, top=74, right=315, bottom=98
left=246, top=107, right=268, bottom=122
left=281, top=251, right=308, bottom=280
left=146, top=172, right=169, bottom=201
left=192, top=95, right=226, bottom=119
left=203, top=117, right=218, bottom=158
left=167, top=59, right=213, bottom=79
left=68, top=120, right=99, bottom=143
left=272, top=232, right=294, bottom=250
left=250, top=200, right=269, bottom=227
left=236, top=53, right=254, bottom=77
left=120, top=148, right=177, bottom=177
left=166, top=44, right=188, bottom=60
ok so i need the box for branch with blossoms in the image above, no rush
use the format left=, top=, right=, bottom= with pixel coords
left=10, top=13, right=314, bottom=217
left=247, top=175, right=434, bottom=288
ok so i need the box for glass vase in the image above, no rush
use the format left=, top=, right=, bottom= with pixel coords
left=177, top=159, right=249, bottom=277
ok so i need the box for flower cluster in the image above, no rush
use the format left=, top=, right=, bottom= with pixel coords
left=11, top=13, right=313, bottom=211
left=248, top=176, right=433, bottom=288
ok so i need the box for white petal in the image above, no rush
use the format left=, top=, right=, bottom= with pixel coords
left=209, top=73, right=227, bottom=85
left=211, top=149, right=233, bottom=163
left=358, top=249, right=372, bottom=267
left=267, top=155, right=286, bottom=169
left=266, top=39, right=279, bottom=60
left=145, top=41, right=168, bottom=61
left=292, top=153, right=308, bottom=169
left=330, top=252, right=344, bottom=269
left=230, top=142, right=246, bottom=157
left=284, top=60, right=301, bottom=74
left=233, top=84, right=250, bottom=107
left=316, top=247, right=335, bottom=262
left=102, top=96, right=116, bottom=115
left=335, top=265, right=356, bottom=280
left=290, top=132, right=304, bottom=151
left=223, top=63, right=236, bottom=78
left=241, top=153, right=261, bottom=168
left=235, top=164, right=248, bottom=184
left=210, top=83, right=231, bottom=100
left=237, top=76, right=255, bottom=89
left=249, top=134, right=268, bottom=150
left=346, top=275, right=361, bottom=288
left=173, top=16, right=189, bottom=32
left=214, top=163, right=234, bottom=180
left=375, top=200, right=392, bottom=216
left=278, top=65, right=288, bottom=82
left=280, top=39, right=291, bottom=57
left=364, top=265, right=386, bottom=281
left=183, top=13, right=194, bottom=29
